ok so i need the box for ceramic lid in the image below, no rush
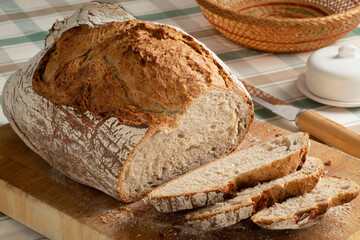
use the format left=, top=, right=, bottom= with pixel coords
left=305, top=45, right=360, bottom=102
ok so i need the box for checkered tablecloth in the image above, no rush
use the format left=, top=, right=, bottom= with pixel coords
left=1, top=0, right=360, bottom=239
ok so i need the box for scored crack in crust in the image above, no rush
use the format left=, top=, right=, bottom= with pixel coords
left=33, top=20, right=248, bottom=128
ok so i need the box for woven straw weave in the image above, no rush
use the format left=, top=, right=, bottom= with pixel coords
left=196, top=0, right=360, bottom=52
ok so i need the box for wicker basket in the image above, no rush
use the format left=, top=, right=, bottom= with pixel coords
left=196, top=0, right=360, bottom=52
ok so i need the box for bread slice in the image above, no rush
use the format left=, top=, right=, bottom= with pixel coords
left=1, top=2, right=254, bottom=202
left=251, top=176, right=360, bottom=230
left=184, top=156, right=323, bottom=230
left=148, top=132, right=309, bottom=212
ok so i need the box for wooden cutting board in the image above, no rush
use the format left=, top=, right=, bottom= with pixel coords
left=0, top=119, right=360, bottom=240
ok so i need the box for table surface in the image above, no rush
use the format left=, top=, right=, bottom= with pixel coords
left=1, top=0, right=360, bottom=239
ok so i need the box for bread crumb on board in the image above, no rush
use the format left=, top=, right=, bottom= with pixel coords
left=324, top=160, right=332, bottom=166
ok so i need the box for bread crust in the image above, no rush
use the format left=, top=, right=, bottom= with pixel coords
left=186, top=205, right=254, bottom=231
left=2, top=2, right=254, bottom=202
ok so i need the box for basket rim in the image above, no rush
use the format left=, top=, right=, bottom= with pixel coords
left=196, top=0, right=360, bottom=25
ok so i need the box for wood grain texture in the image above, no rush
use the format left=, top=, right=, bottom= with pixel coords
left=0, top=119, right=360, bottom=240
left=297, top=109, right=360, bottom=159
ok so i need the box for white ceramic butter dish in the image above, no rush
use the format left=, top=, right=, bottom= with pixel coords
left=296, top=45, right=360, bottom=107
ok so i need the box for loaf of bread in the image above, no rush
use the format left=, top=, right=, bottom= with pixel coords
left=184, top=157, right=323, bottom=230
left=148, top=132, right=309, bottom=212
left=1, top=2, right=254, bottom=202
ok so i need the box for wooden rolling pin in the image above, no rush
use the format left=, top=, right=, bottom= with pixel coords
left=296, top=110, right=360, bottom=159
